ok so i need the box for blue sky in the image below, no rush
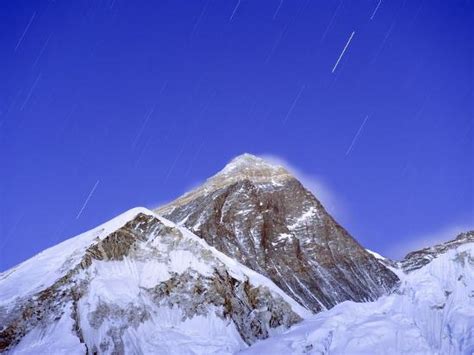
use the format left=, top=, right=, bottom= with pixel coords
left=1, top=0, right=472, bottom=271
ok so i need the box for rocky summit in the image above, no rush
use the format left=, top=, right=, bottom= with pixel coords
left=156, top=154, right=399, bottom=312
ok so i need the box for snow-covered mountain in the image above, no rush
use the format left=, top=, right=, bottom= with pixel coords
left=156, top=154, right=399, bottom=312
left=1, top=154, right=471, bottom=354
left=0, top=208, right=309, bottom=354
left=242, top=231, right=474, bottom=354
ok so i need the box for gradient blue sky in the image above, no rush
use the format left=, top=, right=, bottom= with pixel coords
left=1, top=0, right=472, bottom=271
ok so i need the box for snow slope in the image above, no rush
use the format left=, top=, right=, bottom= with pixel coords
left=242, top=235, right=474, bottom=354
left=0, top=208, right=309, bottom=354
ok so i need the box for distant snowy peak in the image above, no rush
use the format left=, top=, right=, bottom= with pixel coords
left=401, top=230, right=474, bottom=272
left=0, top=208, right=308, bottom=354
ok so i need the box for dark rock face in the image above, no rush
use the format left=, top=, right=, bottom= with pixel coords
left=157, top=154, right=399, bottom=312
left=401, top=231, right=474, bottom=272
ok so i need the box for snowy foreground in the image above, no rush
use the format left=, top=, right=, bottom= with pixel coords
left=243, top=240, right=474, bottom=354
left=0, top=207, right=472, bottom=354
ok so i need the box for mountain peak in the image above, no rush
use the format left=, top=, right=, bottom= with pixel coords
left=156, top=154, right=294, bottom=214
left=156, top=154, right=399, bottom=313
left=215, top=153, right=291, bottom=185
left=225, top=153, right=272, bottom=168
